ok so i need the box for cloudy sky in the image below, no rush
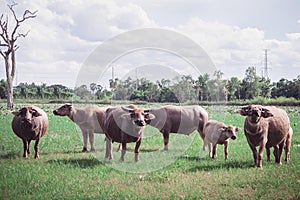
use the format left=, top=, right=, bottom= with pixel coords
left=0, top=0, right=299, bottom=88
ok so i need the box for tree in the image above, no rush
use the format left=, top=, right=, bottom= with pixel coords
left=172, top=75, right=195, bottom=102
left=271, top=78, right=288, bottom=98
left=207, top=70, right=226, bottom=101
left=260, top=78, right=272, bottom=98
left=36, top=83, right=47, bottom=99
left=196, top=73, right=210, bottom=101
left=0, top=3, right=37, bottom=108
left=227, top=77, right=241, bottom=101
left=0, top=79, right=7, bottom=99
left=74, top=85, right=91, bottom=100
left=240, top=66, right=261, bottom=99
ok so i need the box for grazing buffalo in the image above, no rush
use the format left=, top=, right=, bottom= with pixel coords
left=236, top=105, right=292, bottom=168
left=11, top=105, right=48, bottom=159
left=148, top=105, right=208, bottom=150
left=103, top=105, right=155, bottom=162
left=202, top=120, right=240, bottom=160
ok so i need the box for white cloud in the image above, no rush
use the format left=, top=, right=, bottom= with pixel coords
left=1, top=0, right=299, bottom=87
left=0, top=0, right=158, bottom=87
left=286, top=33, right=300, bottom=40
left=176, top=18, right=264, bottom=77
left=176, top=17, right=300, bottom=81
left=111, top=3, right=156, bottom=30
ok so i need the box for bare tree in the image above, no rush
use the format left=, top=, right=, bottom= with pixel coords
left=0, top=2, right=37, bottom=109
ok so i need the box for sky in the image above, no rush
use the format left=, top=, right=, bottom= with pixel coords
left=0, top=0, right=299, bottom=88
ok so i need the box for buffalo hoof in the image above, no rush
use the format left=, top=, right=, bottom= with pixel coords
left=82, top=147, right=88, bottom=153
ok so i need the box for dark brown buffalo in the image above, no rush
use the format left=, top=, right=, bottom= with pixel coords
left=12, top=105, right=48, bottom=159
left=103, top=105, right=155, bottom=162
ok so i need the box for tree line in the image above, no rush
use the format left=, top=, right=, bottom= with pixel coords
left=0, top=66, right=299, bottom=103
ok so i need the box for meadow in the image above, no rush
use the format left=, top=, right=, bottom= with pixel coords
left=0, top=103, right=299, bottom=199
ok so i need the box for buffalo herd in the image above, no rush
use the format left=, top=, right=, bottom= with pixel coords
left=11, top=103, right=293, bottom=168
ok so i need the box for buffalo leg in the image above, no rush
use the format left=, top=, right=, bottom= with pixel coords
left=257, top=142, right=266, bottom=168
left=134, top=139, right=142, bottom=162
left=285, top=129, right=292, bottom=162
left=105, top=137, right=113, bottom=160
left=120, top=143, right=127, bottom=162
left=275, top=142, right=284, bottom=165
left=273, top=145, right=279, bottom=162
left=34, top=139, right=40, bottom=159
left=22, top=139, right=29, bottom=158
left=212, top=144, right=217, bottom=159
left=27, top=140, right=31, bottom=155
left=88, top=131, right=95, bottom=152
left=249, top=144, right=258, bottom=167
left=207, top=142, right=212, bottom=157
left=224, top=140, right=229, bottom=160
left=266, top=147, right=271, bottom=161
left=82, top=131, right=88, bottom=152
left=162, top=130, right=169, bottom=151
left=285, top=142, right=291, bottom=162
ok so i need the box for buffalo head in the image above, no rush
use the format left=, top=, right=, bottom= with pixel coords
left=218, top=125, right=241, bottom=140
left=12, top=106, right=42, bottom=125
left=121, top=105, right=155, bottom=127
left=53, top=103, right=72, bottom=116
left=236, top=105, right=273, bottom=123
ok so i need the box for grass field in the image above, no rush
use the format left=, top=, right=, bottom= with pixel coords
left=0, top=104, right=299, bottom=199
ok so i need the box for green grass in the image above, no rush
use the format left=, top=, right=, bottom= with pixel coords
left=0, top=104, right=300, bottom=199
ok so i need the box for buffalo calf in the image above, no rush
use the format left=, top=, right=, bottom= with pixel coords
left=202, top=120, right=240, bottom=160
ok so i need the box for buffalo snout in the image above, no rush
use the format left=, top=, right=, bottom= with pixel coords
left=135, top=119, right=146, bottom=127
left=253, top=110, right=260, bottom=116
left=23, top=117, right=31, bottom=123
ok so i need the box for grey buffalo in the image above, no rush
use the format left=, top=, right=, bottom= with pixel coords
left=148, top=105, right=208, bottom=150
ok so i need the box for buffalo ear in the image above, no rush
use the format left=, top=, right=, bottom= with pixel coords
left=32, top=109, right=42, bottom=117
left=144, top=113, right=155, bottom=124
left=236, top=106, right=249, bottom=116
left=130, top=113, right=135, bottom=118
left=65, top=104, right=72, bottom=111
left=11, top=110, right=20, bottom=116
left=120, top=113, right=131, bottom=120
left=261, top=107, right=273, bottom=118
left=235, top=127, right=241, bottom=132
left=218, top=127, right=227, bottom=132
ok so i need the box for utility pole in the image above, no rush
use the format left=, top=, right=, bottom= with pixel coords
left=263, top=49, right=270, bottom=79
left=135, top=68, right=138, bottom=90
left=112, top=65, right=114, bottom=80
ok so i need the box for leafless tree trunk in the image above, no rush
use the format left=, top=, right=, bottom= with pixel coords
left=0, top=2, right=37, bottom=109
